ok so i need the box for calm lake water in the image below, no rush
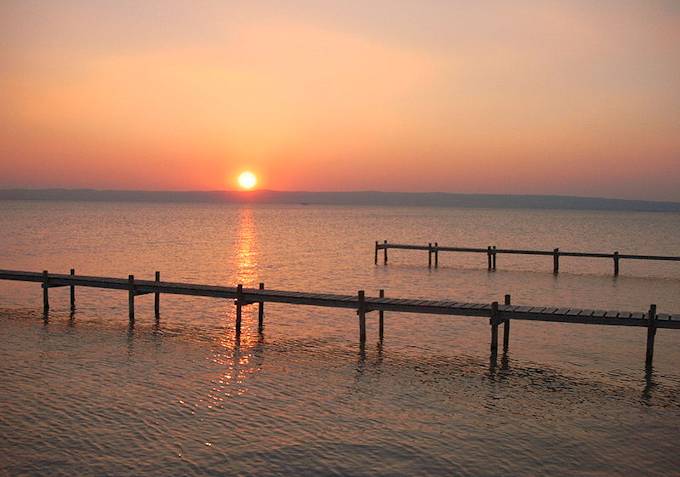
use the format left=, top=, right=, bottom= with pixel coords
left=1, top=200, right=680, bottom=476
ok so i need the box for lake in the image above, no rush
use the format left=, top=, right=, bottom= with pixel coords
left=1, top=200, right=679, bottom=476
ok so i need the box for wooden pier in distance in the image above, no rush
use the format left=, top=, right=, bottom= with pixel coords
left=375, top=240, right=680, bottom=276
left=1, top=268, right=679, bottom=367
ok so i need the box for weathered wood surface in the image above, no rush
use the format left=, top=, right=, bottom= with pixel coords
left=2, top=269, right=679, bottom=330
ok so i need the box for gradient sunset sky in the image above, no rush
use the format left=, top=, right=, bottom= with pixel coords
left=1, top=1, right=679, bottom=200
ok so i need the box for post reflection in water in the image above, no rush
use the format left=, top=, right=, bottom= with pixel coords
left=207, top=207, right=264, bottom=406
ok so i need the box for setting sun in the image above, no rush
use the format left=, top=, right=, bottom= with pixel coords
left=237, top=171, right=257, bottom=190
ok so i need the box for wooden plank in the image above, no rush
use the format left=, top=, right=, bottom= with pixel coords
left=630, top=312, right=645, bottom=319
left=591, top=310, right=607, bottom=317
left=565, top=309, right=583, bottom=317
left=604, top=311, right=620, bottom=318
left=528, top=307, right=546, bottom=313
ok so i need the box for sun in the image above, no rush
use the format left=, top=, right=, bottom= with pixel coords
left=237, top=171, right=257, bottom=190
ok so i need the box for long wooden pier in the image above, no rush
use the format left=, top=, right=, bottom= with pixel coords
left=375, top=240, right=680, bottom=276
left=1, top=269, right=679, bottom=366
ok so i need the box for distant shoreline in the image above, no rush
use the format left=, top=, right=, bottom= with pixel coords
left=1, top=188, right=679, bottom=213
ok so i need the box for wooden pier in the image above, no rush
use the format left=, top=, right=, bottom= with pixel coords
left=375, top=240, right=680, bottom=276
left=1, top=269, right=678, bottom=366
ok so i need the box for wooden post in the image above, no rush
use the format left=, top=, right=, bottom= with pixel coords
left=358, top=290, right=366, bottom=344
left=434, top=242, right=439, bottom=268
left=69, top=268, right=75, bottom=311
left=383, top=240, right=388, bottom=264
left=258, top=282, right=265, bottom=332
left=490, top=301, right=499, bottom=354
left=378, top=289, right=385, bottom=342
left=503, top=294, right=511, bottom=352
left=645, top=304, right=657, bottom=367
left=428, top=243, right=432, bottom=268
left=613, top=251, right=620, bottom=276
left=154, top=271, right=160, bottom=318
left=487, top=246, right=492, bottom=270
left=128, top=275, right=135, bottom=322
left=553, top=248, right=560, bottom=274
left=42, top=270, right=49, bottom=313
left=492, top=246, right=497, bottom=270
left=235, top=284, right=243, bottom=334
left=374, top=241, right=378, bottom=265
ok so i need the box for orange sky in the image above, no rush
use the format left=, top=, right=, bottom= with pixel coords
left=1, top=1, right=679, bottom=200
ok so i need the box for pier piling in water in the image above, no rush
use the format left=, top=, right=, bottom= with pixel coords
left=646, top=304, right=657, bottom=367
left=154, top=271, right=160, bottom=318
left=235, top=284, right=243, bottom=333
left=492, top=246, right=497, bottom=270
left=128, top=275, right=135, bottom=321
left=378, top=289, right=385, bottom=341
left=42, top=270, right=49, bottom=313
left=490, top=301, right=499, bottom=354
left=428, top=243, right=432, bottom=268
left=383, top=240, right=388, bottom=265
left=258, top=282, right=265, bottom=332
left=487, top=247, right=492, bottom=271
left=614, top=252, right=620, bottom=276
left=358, top=290, right=366, bottom=344
left=434, top=243, right=439, bottom=268
left=553, top=248, right=560, bottom=274
left=374, top=241, right=378, bottom=265
left=70, top=269, right=76, bottom=311
left=503, top=294, right=511, bottom=352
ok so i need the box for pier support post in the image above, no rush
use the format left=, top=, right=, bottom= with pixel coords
left=358, top=290, right=366, bottom=344
left=613, top=252, right=620, bottom=277
left=374, top=241, right=378, bottom=265
left=42, top=270, right=49, bottom=313
left=428, top=243, right=432, bottom=268
left=503, top=294, right=511, bottom=352
left=258, top=282, right=265, bottom=332
left=235, top=284, right=243, bottom=334
left=70, top=268, right=76, bottom=311
left=492, top=246, right=497, bottom=270
left=434, top=242, right=439, bottom=268
left=490, top=301, right=499, bottom=354
left=646, top=304, right=657, bottom=367
left=553, top=248, right=560, bottom=274
left=154, top=271, right=160, bottom=318
left=487, top=246, right=492, bottom=271
left=128, top=275, right=135, bottom=322
left=378, top=289, right=384, bottom=342
left=383, top=240, right=388, bottom=265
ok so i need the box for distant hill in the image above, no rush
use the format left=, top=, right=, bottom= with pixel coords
left=1, top=188, right=679, bottom=212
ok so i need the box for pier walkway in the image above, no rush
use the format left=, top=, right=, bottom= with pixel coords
left=1, top=269, right=678, bottom=366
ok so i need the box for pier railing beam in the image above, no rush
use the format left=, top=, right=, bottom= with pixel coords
left=70, top=268, right=76, bottom=311
left=154, top=271, right=160, bottom=318
left=358, top=290, right=366, bottom=344
left=614, top=251, right=620, bottom=277
left=378, top=289, right=385, bottom=342
left=235, top=284, right=243, bottom=334
left=553, top=248, right=560, bottom=274
left=646, top=304, right=657, bottom=367
left=42, top=270, right=49, bottom=313
left=503, top=294, right=511, bottom=352
left=490, top=301, right=499, bottom=355
left=128, top=275, right=135, bottom=322
left=258, top=282, right=265, bottom=332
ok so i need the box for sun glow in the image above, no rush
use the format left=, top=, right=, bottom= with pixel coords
left=237, top=171, right=257, bottom=190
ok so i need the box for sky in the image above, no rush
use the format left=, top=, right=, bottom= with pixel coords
left=1, top=1, right=679, bottom=200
